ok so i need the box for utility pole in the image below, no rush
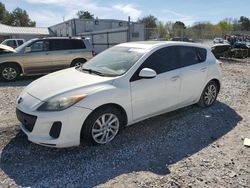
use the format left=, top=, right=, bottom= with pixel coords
left=128, top=16, right=131, bottom=42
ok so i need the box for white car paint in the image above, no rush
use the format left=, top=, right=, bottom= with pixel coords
left=16, top=41, right=222, bottom=148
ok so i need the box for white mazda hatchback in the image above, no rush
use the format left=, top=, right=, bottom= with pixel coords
left=16, top=41, right=222, bottom=148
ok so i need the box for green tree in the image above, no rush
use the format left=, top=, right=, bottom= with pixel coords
left=138, top=15, right=157, bottom=28
left=239, top=16, right=250, bottom=31
left=0, top=2, right=6, bottom=23
left=173, top=21, right=186, bottom=37
left=156, top=21, right=173, bottom=39
left=173, top=21, right=186, bottom=30
left=77, top=11, right=94, bottom=19
left=0, top=4, right=35, bottom=27
left=9, top=7, right=35, bottom=27
left=0, top=2, right=11, bottom=24
left=218, top=19, right=233, bottom=31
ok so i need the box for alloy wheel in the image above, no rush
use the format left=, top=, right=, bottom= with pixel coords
left=2, top=67, right=17, bottom=80
left=91, top=113, right=119, bottom=144
left=204, top=84, right=217, bottom=105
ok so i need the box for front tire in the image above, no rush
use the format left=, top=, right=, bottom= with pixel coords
left=81, top=106, right=122, bottom=145
left=0, top=64, right=20, bottom=81
left=198, top=81, right=219, bottom=107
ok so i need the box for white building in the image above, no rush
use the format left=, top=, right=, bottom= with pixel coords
left=0, top=23, right=51, bottom=42
left=49, top=18, right=145, bottom=52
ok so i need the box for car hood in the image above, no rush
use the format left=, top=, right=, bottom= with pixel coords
left=0, top=44, right=16, bottom=53
left=25, top=68, right=116, bottom=101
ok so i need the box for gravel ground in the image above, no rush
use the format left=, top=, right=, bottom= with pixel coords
left=0, top=59, right=250, bottom=188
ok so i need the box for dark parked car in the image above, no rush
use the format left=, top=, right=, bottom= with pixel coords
left=211, top=44, right=248, bottom=59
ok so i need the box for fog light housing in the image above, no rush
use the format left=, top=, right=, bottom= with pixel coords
left=49, top=121, right=62, bottom=139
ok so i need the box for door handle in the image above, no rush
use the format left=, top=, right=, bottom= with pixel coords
left=200, top=67, right=207, bottom=72
left=170, top=75, right=180, bottom=81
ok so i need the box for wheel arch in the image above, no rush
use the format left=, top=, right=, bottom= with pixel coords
left=209, top=78, right=221, bottom=92
left=0, top=61, right=23, bottom=74
left=86, top=103, right=128, bottom=126
left=80, top=103, right=128, bottom=141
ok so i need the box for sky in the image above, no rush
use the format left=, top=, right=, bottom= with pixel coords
left=1, top=0, right=250, bottom=27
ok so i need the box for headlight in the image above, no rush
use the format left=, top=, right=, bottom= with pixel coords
left=37, top=95, right=87, bottom=111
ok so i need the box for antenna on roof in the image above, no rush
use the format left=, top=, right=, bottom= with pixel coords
left=63, top=17, right=65, bottom=22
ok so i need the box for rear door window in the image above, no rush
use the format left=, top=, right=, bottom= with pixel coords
left=49, top=39, right=71, bottom=51
left=177, top=46, right=207, bottom=68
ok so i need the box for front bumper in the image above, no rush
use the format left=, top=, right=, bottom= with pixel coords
left=16, top=94, right=92, bottom=148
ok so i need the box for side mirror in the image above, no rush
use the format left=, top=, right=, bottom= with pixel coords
left=24, top=47, right=31, bottom=53
left=139, top=68, right=157, bottom=79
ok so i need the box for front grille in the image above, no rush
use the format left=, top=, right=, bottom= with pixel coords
left=16, top=108, right=37, bottom=132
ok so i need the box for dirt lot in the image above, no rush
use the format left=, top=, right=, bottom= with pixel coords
left=0, top=59, right=249, bottom=188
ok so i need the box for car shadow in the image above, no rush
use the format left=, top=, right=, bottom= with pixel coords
left=0, top=75, right=42, bottom=87
left=0, top=101, right=242, bottom=187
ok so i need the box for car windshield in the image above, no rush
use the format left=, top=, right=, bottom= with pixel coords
left=79, top=46, right=146, bottom=76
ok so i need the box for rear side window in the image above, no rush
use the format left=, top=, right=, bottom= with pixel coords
left=71, top=39, right=86, bottom=49
left=177, top=46, right=207, bottom=67
left=50, top=39, right=71, bottom=51
left=196, top=47, right=207, bottom=62
left=49, top=39, right=86, bottom=51
left=17, top=40, right=24, bottom=46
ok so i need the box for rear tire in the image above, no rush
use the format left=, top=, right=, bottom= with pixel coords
left=0, top=64, right=21, bottom=81
left=198, top=81, right=219, bottom=108
left=81, top=106, right=123, bottom=145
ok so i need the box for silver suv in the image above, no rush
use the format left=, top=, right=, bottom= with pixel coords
left=0, top=37, right=94, bottom=81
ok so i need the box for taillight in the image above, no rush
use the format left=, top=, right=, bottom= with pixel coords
left=92, top=50, right=96, bottom=57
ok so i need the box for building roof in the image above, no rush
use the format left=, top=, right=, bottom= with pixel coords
left=50, top=18, right=142, bottom=28
left=0, top=23, right=50, bottom=36
left=78, top=27, right=129, bottom=36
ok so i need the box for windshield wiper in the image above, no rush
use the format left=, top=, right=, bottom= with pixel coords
left=80, top=68, right=106, bottom=76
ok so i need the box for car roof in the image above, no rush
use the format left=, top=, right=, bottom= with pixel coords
left=41, top=37, right=86, bottom=40
left=117, top=41, right=209, bottom=51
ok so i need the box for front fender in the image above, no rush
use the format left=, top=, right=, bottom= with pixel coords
left=75, top=84, right=133, bottom=123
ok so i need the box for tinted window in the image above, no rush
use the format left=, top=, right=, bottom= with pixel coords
left=196, top=47, right=207, bottom=62
left=130, top=46, right=178, bottom=82
left=29, top=40, right=49, bottom=52
left=142, top=46, right=178, bottom=74
left=178, top=46, right=199, bottom=67
left=50, top=39, right=71, bottom=51
left=6, top=40, right=16, bottom=47
left=49, top=39, right=86, bottom=51
left=17, top=40, right=24, bottom=46
left=71, top=39, right=86, bottom=49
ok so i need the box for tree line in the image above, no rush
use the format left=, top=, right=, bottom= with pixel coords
left=0, top=2, right=35, bottom=27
